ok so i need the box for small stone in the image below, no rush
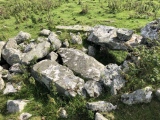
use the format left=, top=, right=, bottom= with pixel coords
left=7, top=100, right=27, bottom=113
left=0, top=77, right=5, bottom=90
left=47, top=52, right=58, bottom=61
left=70, top=32, right=82, bottom=44
left=40, top=29, right=51, bottom=36
left=3, top=82, right=17, bottom=94
left=95, top=113, right=108, bottom=120
left=63, top=39, right=69, bottom=48
left=87, top=101, right=117, bottom=112
left=58, top=108, right=68, bottom=118
left=9, top=63, right=22, bottom=73
left=19, top=113, right=32, bottom=120
left=15, top=31, right=31, bottom=44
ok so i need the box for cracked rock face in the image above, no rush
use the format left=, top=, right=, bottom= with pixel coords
left=58, top=48, right=105, bottom=81
left=31, top=60, right=85, bottom=97
left=141, top=19, right=160, bottom=40
left=87, top=101, right=117, bottom=112
left=121, top=87, right=153, bottom=105
left=101, top=64, right=125, bottom=95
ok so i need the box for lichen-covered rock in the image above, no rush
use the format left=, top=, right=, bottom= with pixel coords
left=101, top=64, right=125, bottom=95
left=2, top=38, right=22, bottom=65
left=95, top=113, right=108, bottom=120
left=117, top=28, right=133, bottom=41
left=31, top=60, right=85, bottom=97
left=87, top=101, right=117, bottom=112
left=21, top=41, right=50, bottom=65
left=19, top=113, right=32, bottom=120
left=15, top=31, right=31, bottom=44
left=84, top=80, right=102, bottom=97
left=0, top=77, right=5, bottom=90
left=121, top=87, right=152, bottom=105
left=47, top=52, right=58, bottom=61
left=141, top=19, right=160, bottom=40
left=70, top=32, right=82, bottom=44
left=40, top=29, right=51, bottom=36
left=48, top=32, right=62, bottom=50
left=58, top=48, right=105, bottom=81
left=7, top=100, right=27, bottom=113
left=3, top=82, right=17, bottom=94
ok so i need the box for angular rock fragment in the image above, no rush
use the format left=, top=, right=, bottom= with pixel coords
left=15, top=31, right=31, bottom=44
left=121, top=87, right=152, bottom=105
left=58, top=48, right=105, bottom=81
left=3, top=82, right=17, bottom=94
left=19, top=112, right=32, bottom=120
left=84, top=80, right=102, bottom=97
left=0, top=41, right=6, bottom=61
left=101, top=64, right=125, bottom=95
left=9, top=63, right=22, bottom=73
left=31, top=60, right=85, bottom=97
left=58, top=108, right=68, bottom=118
left=117, top=28, right=133, bottom=41
left=87, top=101, right=117, bottom=112
left=47, top=52, right=58, bottom=61
left=40, top=29, right=51, bottom=36
left=0, top=77, right=5, bottom=90
left=70, top=32, right=82, bottom=44
left=48, top=32, right=62, bottom=50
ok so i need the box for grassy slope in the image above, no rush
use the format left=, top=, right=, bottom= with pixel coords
left=0, top=0, right=160, bottom=120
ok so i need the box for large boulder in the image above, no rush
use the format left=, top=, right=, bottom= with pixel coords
left=88, top=25, right=142, bottom=50
left=141, top=19, right=160, bottom=40
left=101, top=64, right=125, bottom=95
left=31, top=60, right=85, bottom=97
left=87, top=101, right=117, bottom=112
left=48, top=32, right=62, bottom=50
left=95, top=113, right=108, bottom=120
left=7, top=100, right=28, bottom=113
left=2, top=38, right=22, bottom=65
left=21, top=41, right=50, bottom=65
left=121, top=87, right=152, bottom=105
left=84, top=80, right=102, bottom=97
left=15, top=31, right=31, bottom=44
left=58, top=48, right=105, bottom=81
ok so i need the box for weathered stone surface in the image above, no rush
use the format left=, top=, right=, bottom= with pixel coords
left=70, top=32, right=82, bottom=44
left=56, top=25, right=93, bottom=32
left=117, top=28, right=133, bottom=41
left=84, top=80, right=102, bottom=97
left=0, top=77, right=5, bottom=90
left=88, top=25, right=142, bottom=50
left=48, top=32, right=62, bottom=50
left=58, top=108, right=68, bottom=118
left=58, top=48, right=105, bottom=81
left=101, top=64, right=125, bottom=95
left=47, top=52, right=58, bottom=61
left=0, top=41, right=6, bottom=61
left=31, top=60, right=85, bottom=97
left=7, top=100, right=27, bottom=113
left=19, top=112, right=32, bottom=120
left=3, top=82, right=17, bottom=94
left=121, top=87, right=152, bottom=105
left=40, top=29, right=51, bottom=36
left=87, top=101, right=117, bottom=112
left=23, top=42, right=36, bottom=53
left=141, top=19, right=160, bottom=40
left=21, top=41, right=50, bottom=64
left=15, top=31, right=31, bottom=44
left=155, top=88, right=160, bottom=100
left=95, top=113, right=108, bottom=120
left=9, top=63, right=22, bottom=73
left=88, top=45, right=96, bottom=57
left=2, top=38, right=22, bottom=65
